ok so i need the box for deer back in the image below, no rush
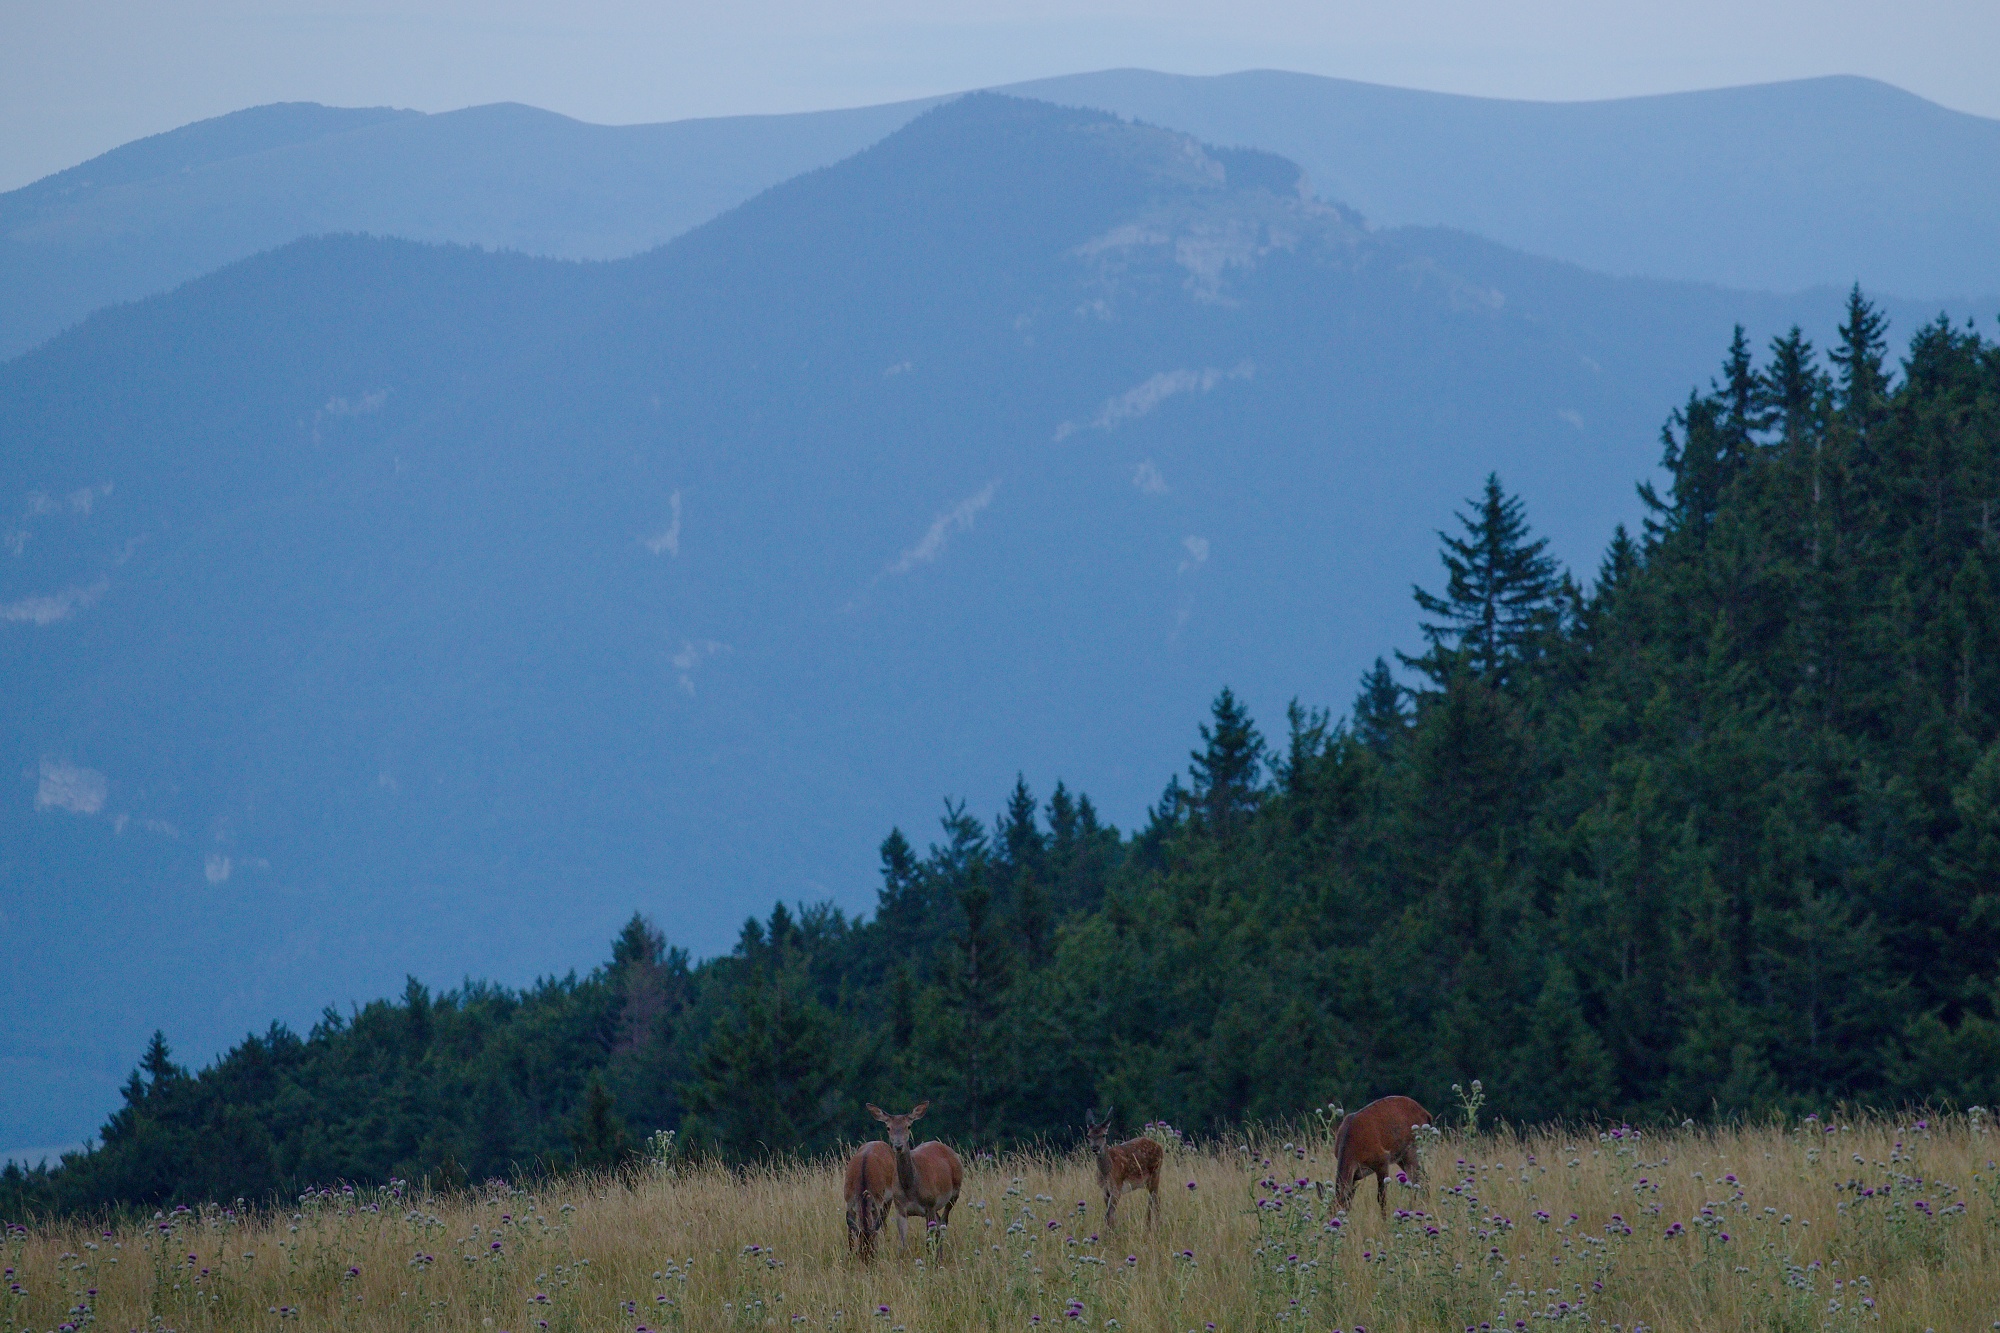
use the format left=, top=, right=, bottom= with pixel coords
left=1100, top=1136, right=1163, bottom=1189
left=909, top=1140, right=963, bottom=1207
left=1334, top=1095, right=1432, bottom=1172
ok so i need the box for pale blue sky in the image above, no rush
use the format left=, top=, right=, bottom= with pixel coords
left=4, top=0, right=1997, bottom=192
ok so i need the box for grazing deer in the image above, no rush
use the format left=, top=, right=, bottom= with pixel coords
left=865, top=1101, right=964, bottom=1251
left=1325, top=1094, right=1432, bottom=1217
left=843, top=1139, right=896, bottom=1259
left=1084, top=1107, right=1163, bottom=1229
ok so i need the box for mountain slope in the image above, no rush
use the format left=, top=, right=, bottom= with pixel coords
left=0, top=93, right=1974, bottom=1157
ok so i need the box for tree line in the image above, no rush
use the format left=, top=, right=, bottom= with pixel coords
left=8, top=292, right=2000, bottom=1217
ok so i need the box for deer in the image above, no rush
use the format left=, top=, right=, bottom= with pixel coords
left=1323, top=1094, right=1432, bottom=1217
left=865, top=1101, right=963, bottom=1252
left=843, top=1139, right=897, bottom=1259
left=1084, top=1107, right=1163, bottom=1229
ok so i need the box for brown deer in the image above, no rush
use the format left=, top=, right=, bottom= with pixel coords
left=865, top=1101, right=963, bottom=1251
left=1084, top=1107, right=1163, bottom=1229
left=843, top=1139, right=896, bottom=1259
left=1325, top=1094, right=1432, bottom=1217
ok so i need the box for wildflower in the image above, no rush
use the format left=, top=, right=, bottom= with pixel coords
left=876, top=1306, right=892, bottom=1318
left=1187, top=1180, right=1197, bottom=1190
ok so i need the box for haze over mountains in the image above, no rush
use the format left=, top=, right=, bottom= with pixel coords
left=2, top=84, right=1991, bottom=1160
left=6, top=70, right=1999, bottom=357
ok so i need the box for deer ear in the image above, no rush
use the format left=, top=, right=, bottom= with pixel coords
left=908, top=1101, right=928, bottom=1121
left=867, top=1104, right=887, bottom=1122
left=1103, top=1104, right=1114, bottom=1125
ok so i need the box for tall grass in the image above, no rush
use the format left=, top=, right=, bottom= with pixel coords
left=8, top=1112, right=1998, bottom=1332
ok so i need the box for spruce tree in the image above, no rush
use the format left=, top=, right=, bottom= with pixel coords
left=1833, top=285, right=1890, bottom=436
left=1511, top=957, right=1617, bottom=1120
left=1407, top=474, right=1561, bottom=689
left=1189, top=687, right=1265, bottom=832
left=682, top=972, right=850, bottom=1159
left=140, top=1031, right=180, bottom=1091
left=568, top=1073, right=630, bottom=1170
left=1350, top=657, right=1408, bottom=755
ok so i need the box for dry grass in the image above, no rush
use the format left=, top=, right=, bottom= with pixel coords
left=9, top=1113, right=2000, bottom=1332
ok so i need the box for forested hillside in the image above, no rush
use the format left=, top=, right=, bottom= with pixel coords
left=18, top=93, right=1920, bottom=1159
left=8, top=296, right=2000, bottom=1216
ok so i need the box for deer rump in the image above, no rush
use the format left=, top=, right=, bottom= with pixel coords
left=844, top=1141, right=897, bottom=1257
left=1329, top=1094, right=1432, bottom=1214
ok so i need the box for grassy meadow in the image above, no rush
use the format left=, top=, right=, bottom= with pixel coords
left=8, top=1111, right=2000, bottom=1333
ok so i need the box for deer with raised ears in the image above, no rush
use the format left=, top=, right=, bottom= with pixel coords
left=1084, top=1107, right=1163, bottom=1229
left=865, top=1101, right=963, bottom=1251
left=843, top=1139, right=896, bottom=1260
left=1325, top=1094, right=1432, bottom=1217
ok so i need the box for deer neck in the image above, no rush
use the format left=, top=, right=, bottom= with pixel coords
left=1094, top=1142, right=1115, bottom=1183
left=893, top=1140, right=920, bottom=1199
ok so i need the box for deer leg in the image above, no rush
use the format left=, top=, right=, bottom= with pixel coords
left=1376, top=1167, right=1389, bottom=1218
left=1105, top=1190, right=1118, bottom=1228
left=895, top=1210, right=909, bottom=1252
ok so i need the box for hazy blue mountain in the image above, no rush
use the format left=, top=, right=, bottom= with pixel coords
left=0, top=94, right=1975, bottom=1156
left=8, top=71, right=1997, bottom=358
left=1012, top=70, right=2000, bottom=300
left=0, top=98, right=935, bottom=357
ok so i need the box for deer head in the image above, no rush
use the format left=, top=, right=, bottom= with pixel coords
left=867, top=1101, right=929, bottom=1151
left=1085, top=1106, right=1114, bottom=1151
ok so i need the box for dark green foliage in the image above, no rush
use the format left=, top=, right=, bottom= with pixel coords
left=11, top=301, right=2000, bottom=1218
left=1407, top=474, right=1563, bottom=688
left=568, top=1074, right=630, bottom=1170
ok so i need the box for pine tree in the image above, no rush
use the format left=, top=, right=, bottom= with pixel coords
left=1274, top=699, right=1332, bottom=795
left=1407, top=474, right=1561, bottom=688
left=1509, top=957, right=1616, bottom=1120
left=996, top=775, right=1045, bottom=884
left=612, top=912, right=667, bottom=970
left=945, top=867, right=1010, bottom=1140
left=1761, top=327, right=1821, bottom=439
left=568, top=1073, right=630, bottom=1170
left=1833, top=285, right=1890, bottom=437
left=1189, top=688, right=1265, bottom=832
left=682, top=972, right=851, bottom=1159
left=140, top=1031, right=180, bottom=1091
left=1350, top=657, right=1407, bottom=755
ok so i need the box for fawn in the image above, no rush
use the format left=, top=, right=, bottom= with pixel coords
left=1084, top=1107, right=1163, bottom=1229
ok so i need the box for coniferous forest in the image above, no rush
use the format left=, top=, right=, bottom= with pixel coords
left=9, top=293, right=2000, bottom=1217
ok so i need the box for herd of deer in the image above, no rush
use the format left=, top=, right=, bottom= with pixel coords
left=841, top=1094, right=1433, bottom=1260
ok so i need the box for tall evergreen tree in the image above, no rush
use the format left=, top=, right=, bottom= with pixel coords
left=1189, top=687, right=1265, bottom=833
left=568, top=1073, right=631, bottom=1170
left=1833, top=285, right=1891, bottom=436
left=1350, top=657, right=1408, bottom=755
left=1407, top=474, right=1562, bottom=688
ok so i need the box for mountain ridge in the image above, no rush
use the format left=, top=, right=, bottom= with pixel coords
left=7, top=72, right=1998, bottom=358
